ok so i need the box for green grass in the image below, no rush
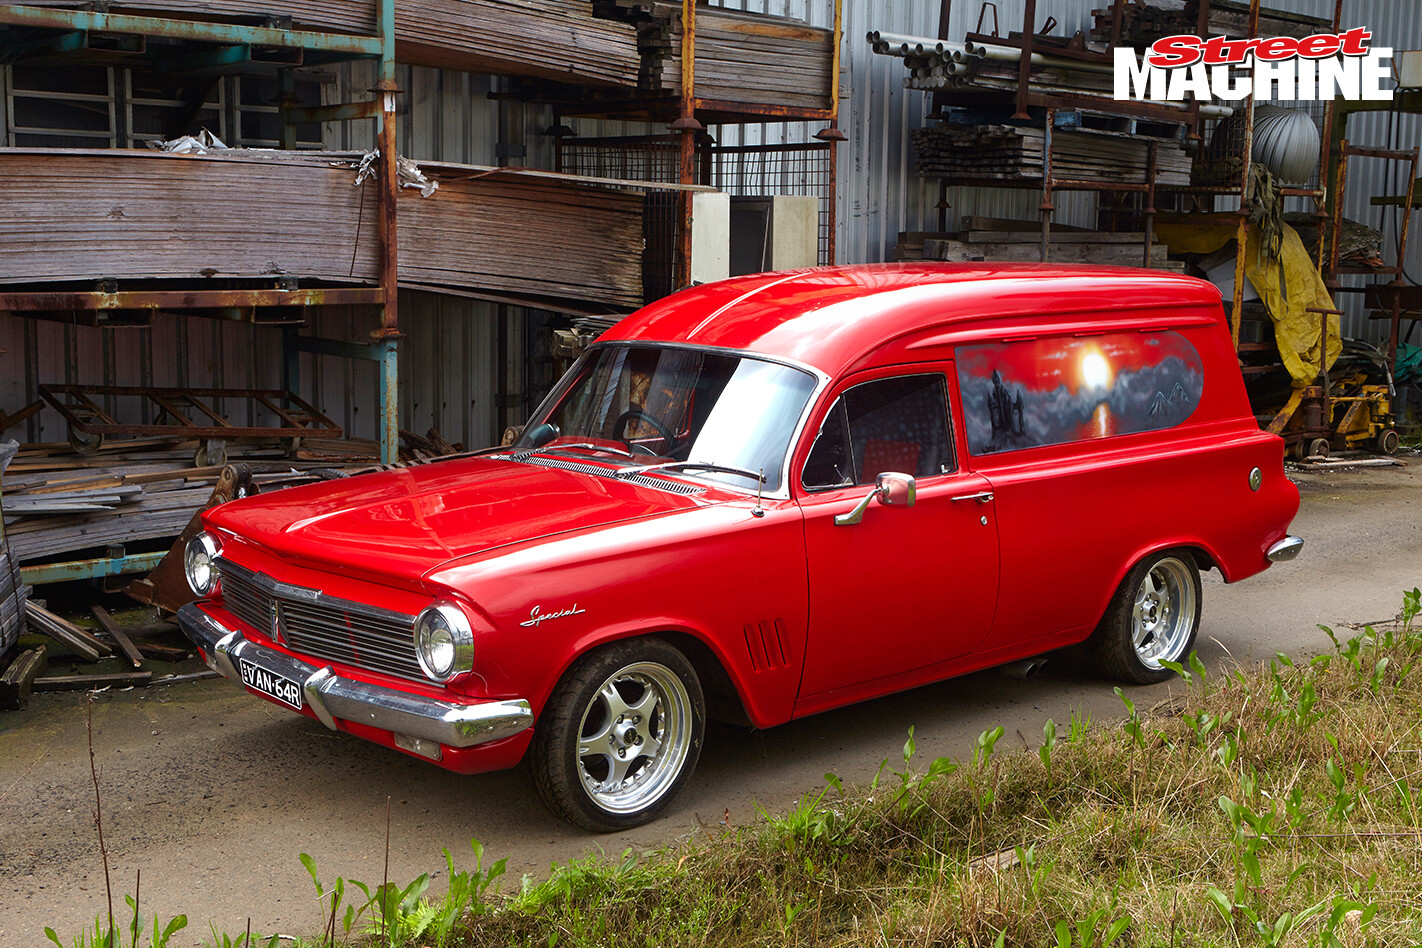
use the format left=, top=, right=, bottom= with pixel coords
left=48, top=587, right=1422, bottom=948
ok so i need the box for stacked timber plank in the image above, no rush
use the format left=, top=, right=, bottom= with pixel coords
left=605, top=1, right=834, bottom=111
left=911, top=125, right=1192, bottom=187
left=667, top=5, right=834, bottom=111
left=895, top=219, right=1182, bottom=271
left=0, top=149, right=645, bottom=309
left=396, top=0, right=642, bottom=87
left=0, top=150, right=378, bottom=285
left=401, top=164, right=647, bottom=308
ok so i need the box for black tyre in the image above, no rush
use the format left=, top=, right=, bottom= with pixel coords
left=1087, top=550, right=1202, bottom=684
left=530, top=638, right=704, bottom=831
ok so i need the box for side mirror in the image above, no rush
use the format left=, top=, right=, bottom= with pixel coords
left=876, top=471, right=916, bottom=508
left=835, top=471, right=917, bottom=526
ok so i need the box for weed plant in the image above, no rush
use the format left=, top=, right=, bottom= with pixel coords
left=46, top=588, right=1422, bottom=947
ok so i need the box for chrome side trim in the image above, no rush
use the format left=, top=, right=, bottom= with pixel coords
left=1266, top=536, right=1304, bottom=562
left=178, top=603, right=533, bottom=749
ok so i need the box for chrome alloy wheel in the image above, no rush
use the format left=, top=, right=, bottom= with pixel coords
left=1131, top=556, right=1197, bottom=670
left=576, top=661, right=693, bottom=815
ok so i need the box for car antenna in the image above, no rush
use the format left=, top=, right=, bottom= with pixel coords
left=752, top=468, right=765, bottom=518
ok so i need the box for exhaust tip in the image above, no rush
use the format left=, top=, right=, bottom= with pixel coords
left=1000, top=658, right=1048, bottom=680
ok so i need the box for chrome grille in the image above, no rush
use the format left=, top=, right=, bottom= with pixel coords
left=217, top=559, right=423, bottom=682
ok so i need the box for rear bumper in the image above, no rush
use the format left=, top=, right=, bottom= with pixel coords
left=177, top=602, right=532, bottom=750
left=1266, top=535, right=1304, bottom=563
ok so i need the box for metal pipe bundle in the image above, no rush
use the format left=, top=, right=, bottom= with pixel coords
left=867, top=29, right=1233, bottom=119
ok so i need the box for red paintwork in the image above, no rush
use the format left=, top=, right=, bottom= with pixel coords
left=195, top=263, right=1299, bottom=772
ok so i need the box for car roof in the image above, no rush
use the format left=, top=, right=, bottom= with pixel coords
left=598, top=262, right=1223, bottom=377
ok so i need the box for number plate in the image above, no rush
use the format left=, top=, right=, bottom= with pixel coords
left=239, top=658, right=304, bottom=711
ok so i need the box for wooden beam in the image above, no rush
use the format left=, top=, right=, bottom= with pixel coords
left=91, top=605, right=145, bottom=669
left=0, top=646, right=48, bottom=710
left=33, top=671, right=154, bottom=692
left=24, top=602, right=109, bottom=661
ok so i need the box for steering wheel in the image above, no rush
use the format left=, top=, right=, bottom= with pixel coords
left=612, top=408, right=678, bottom=455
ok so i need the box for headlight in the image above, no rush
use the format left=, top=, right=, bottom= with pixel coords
left=414, top=601, right=475, bottom=683
left=184, top=532, right=222, bottom=597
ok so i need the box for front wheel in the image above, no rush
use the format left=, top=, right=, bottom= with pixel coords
left=530, top=639, right=704, bottom=831
left=1087, top=551, right=1202, bottom=684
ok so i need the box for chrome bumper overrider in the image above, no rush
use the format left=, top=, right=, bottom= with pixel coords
left=177, top=603, right=533, bottom=749
left=1266, top=535, right=1305, bottom=562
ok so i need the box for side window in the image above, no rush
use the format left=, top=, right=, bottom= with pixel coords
left=802, top=375, right=954, bottom=490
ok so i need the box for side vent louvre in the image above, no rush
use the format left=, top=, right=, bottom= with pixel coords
left=743, top=618, right=789, bottom=672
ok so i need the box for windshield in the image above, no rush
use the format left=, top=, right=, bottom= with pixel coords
left=516, top=345, right=818, bottom=492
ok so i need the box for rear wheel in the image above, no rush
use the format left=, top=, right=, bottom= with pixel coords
left=531, top=639, right=704, bottom=831
left=1087, top=551, right=1202, bottom=684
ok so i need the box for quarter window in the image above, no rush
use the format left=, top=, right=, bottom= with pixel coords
left=802, top=375, right=954, bottom=490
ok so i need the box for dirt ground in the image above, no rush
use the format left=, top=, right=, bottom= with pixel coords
left=2, top=463, right=1418, bottom=945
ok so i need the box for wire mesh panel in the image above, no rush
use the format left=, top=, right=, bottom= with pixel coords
left=558, top=135, right=683, bottom=299
left=709, top=138, right=834, bottom=264
left=557, top=130, right=835, bottom=298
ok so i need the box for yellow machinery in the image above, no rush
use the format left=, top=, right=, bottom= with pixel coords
left=1267, top=370, right=1398, bottom=459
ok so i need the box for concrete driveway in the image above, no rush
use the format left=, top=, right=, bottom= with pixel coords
left=2, top=463, right=1418, bottom=944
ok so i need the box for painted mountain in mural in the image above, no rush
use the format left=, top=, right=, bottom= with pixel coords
left=957, top=332, right=1205, bottom=455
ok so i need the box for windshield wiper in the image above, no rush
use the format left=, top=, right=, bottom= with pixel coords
left=613, top=461, right=765, bottom=484
left=511, top=442, right=634, bottom=461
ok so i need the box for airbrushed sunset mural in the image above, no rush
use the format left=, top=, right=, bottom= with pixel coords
left=956, top=331, right=1204, bottom=455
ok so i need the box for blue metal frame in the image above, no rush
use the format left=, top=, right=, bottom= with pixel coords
left=19, top=549, right=167, bottom=586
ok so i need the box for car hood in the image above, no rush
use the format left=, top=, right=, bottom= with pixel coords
left=204, top=455, right=718, bottom=584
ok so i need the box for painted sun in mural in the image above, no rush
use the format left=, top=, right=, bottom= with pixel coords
left=1081, top=350, right=1112, bottom=391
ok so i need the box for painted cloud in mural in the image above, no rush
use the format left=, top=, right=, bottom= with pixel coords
left=957, top=332, right=1205, bottom=455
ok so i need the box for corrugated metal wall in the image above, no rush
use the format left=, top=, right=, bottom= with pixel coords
left=1332, top=0, right=1422, bottom=342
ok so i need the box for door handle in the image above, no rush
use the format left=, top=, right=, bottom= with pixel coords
left=950, top=491, right=994, bottom=503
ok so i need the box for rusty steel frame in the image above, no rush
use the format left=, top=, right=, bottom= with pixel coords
left=38, top=384, right=343, bottom=440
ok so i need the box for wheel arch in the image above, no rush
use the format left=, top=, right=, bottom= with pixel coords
left=1089, top=540, right=1218, bottom=636
left=534, top=623, right=755, bottom=728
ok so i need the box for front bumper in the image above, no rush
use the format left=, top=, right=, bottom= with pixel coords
left=1266, top=535, right=1305, bottom=563
left=177, top=603, right=533, bottom=749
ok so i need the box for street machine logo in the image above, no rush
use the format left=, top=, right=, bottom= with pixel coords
left=1115, top=27, right=1394, bottom=103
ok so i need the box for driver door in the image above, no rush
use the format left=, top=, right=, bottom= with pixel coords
left=796, top=368, right=1001, bottom=700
